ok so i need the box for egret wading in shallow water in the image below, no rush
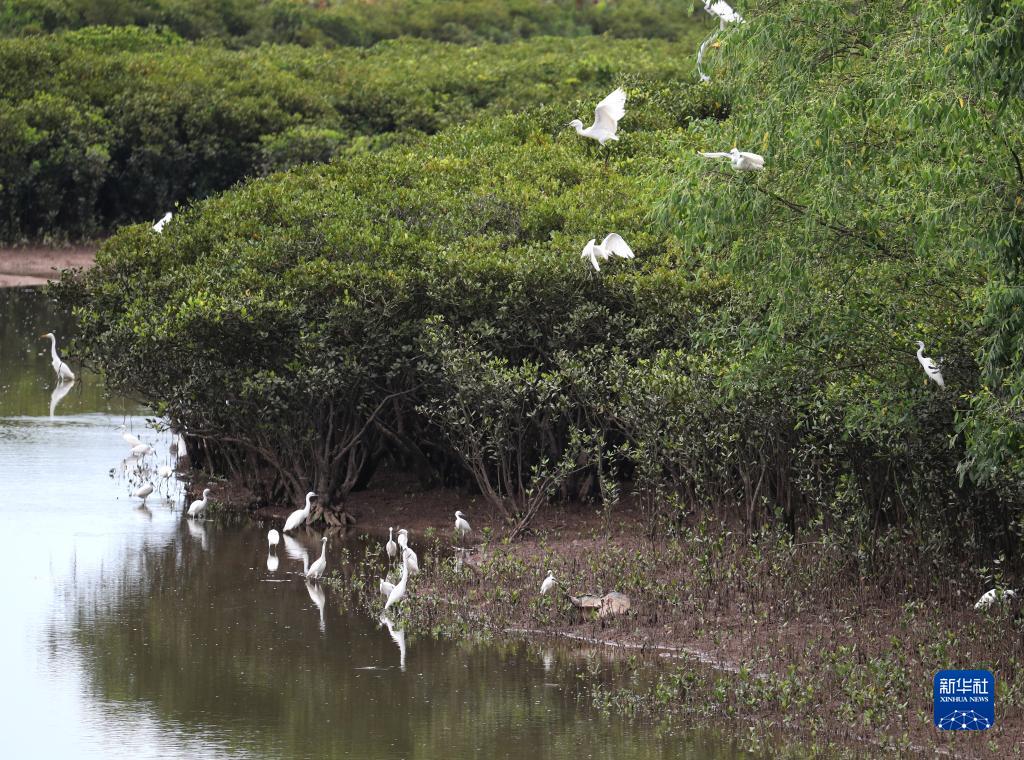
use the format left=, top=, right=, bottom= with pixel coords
left=568, top=88, right=627, bottom=161
left=158, top=464, right=173, bottom=481
left=131, top=443, right=154, bottom=459
left=268, top=529, right=280, bottom=549
left=187, top=488, right=211, bottom=518
left=133, top=483, right=154, bottom=506
left=701, top=148, right=765, bottom=171
left=284, top=491, right=316, bottom=533
left=916, top=341, right=945, bottom=388
left=541, top=570, right=556, bottom=595
left=306, top=537, right=328, bottom=581
left=580, top=233, right=634, bottom=272
left=386, top=528, right=397, bottom=562
left=152, top=212, right=172, bottom=233
left=117, top=424, right=143, bottom=449
left=40, top=333, right=74, bottom=383
left=385, top=549, right=412, bottom=611
left=975, top=588, right=1018, bottom=610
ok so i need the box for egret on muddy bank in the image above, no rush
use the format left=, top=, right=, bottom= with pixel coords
left=916, top=341, right=945, bottom=389
left=700, top=148, right=764, bottom=171
left=568, top=88, right=627, bottom=147
left=284, top=492, right=316, bottom=533
left=40, top=333, right=74, bottom=382
left=580, top=233, right=634, bottom=272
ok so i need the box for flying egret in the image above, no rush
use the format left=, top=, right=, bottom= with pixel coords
left=975, top=588, right=1018, bottom=611
left=397, top=528, right=409, bottom=552
left=386, top=527, right=398, bottom=562
left=284, top=491, right=316, bottom=533
left=117, top=424, right=144, bottom=449
left=404, top=545, right=419, bottom=575
left=133, top=483, right=154, bottom=505
left=700, top=148, right=765, bottom=171
left=580, top=233, right=635, bottom=272
left=568, top=88, right=627, bottom=147
left=152, top=212, right=172, bottom=233
left=384, top=550, right=411, bottom=611
left=380, top=614, right=407, bottom=671
left=306, top=537, right=328, bottom=580
left=380, top=578, right=395, bottom=598
left=916, top=341, right=945, bottom=388
left=268, top=529, right=280, bottom=549
left=541, top=570, right=556, bottom=595
left=705, top=0, right=743, bottom=26
left=187, top=488, right=211, bottom=518
left=40, top=333, right=74, bottom=382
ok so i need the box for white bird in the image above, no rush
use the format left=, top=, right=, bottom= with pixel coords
left=169, top=432, right=186, bottom=457
left=705, top=0, right=743, bottom=26
left=696, top=32, right=718, bottom=83
left=158, top=464, right=174, bottom=480
left=40, top=333, right=75, bottom=382
left=404, top=545, right=419, bottom=575
left=386, top=527, right=398, bottom=561
left=384, top=550, right=411, bottom=611
left=306, top=537, right=328, bottom=581
left=541, top=570, right=556, bottom=595
left=187, top=488, right=211, bottom=518
left=580, top=233, right=635, bottom=272
left=152, top=211, right=172, bottom=233
left=379, top=578, right=395, bottom=598
left=380, top=614, right=407, bottom=671
left=568, top=88, right=627, bottom=146
left=455, top=510, right=471, bottom=537
left=268, top=529, right=280, bottom=549
left=266, top=552, right=279, bottom=572
left=397, top=528, right=409, bottom=551
left=131, top=443, right=154, bottom=458
left=133, top=483, right=154, bottom=505
left=700, top=148, right=765, bottom=171
left=117, top=424, right=144, bottom=449
left=916, top=341, right=945, bottom=389
left=284, top=491, right=316, bottom=533
left=975, top=588, right=1018, bottom=611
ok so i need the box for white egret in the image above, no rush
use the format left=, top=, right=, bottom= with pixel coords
left=397, top=528, right=409, bottom=551
left=306, top=580, right=326, bottom=632
left=284, top=491, right=316, bottom=533
left=916, top=341, right=945, bottom=388
left=541, top=570, right=556, bottom=595
left=404, top=545, right=419, bottom=575
left=117, top=424, right=144, bottom=449
left=696, top=33, right=718, bottom=83
left=580, top=233, right=634, bottom=272
left=306, top=536, right=328, bottom=581
left=49, top=378, right=74, bottom=417
left=152, top=211, right=172, bottom=233
left=40, top=333, right=75, bottom=382
left=386, top=527, right=397, bottom=562
left=975, top=588, right=1018, bottom=611
left=379, top=578, right=395, bottom=598
left=131, top=443, right=154, bottom=458
left=133, top=483, right=154, bottom=505
left=705, top=0, right=743, bottom=26
left=169, top=431, right=186, bottom=457
left=455, top=511, right=471, bottom=547
left=568, top=88, right=627, bottom=146
left=384, top=550, right=411, bottom=611
left=158, top=464, right=174, bottom=480
left=187, top=487, right=211, bottom=518
left=700, top=148, right=765, bottom=171
left=266, top=552, right=279, bottom=572
left=268, top=529, right=280, bottom=549
left=380, top=614, right=407, bottom=671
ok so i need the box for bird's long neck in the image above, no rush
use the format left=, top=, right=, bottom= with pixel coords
left=917, top=346, right=925, bottom=360
left=49, top=335, right=60, bottom=363
left=319, top=542, right=327, bottom=560
left=573, top=122, right=585, bottom=136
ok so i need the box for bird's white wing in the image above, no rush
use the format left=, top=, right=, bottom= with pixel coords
left=700, top=151, right=732, bottom=159
left=593, top=88, right=627, bottom=132
left=581, top=239, right=600, bottom=271
left=707, top=0, right=743, bottom=23
left=738, top=150, right=765, bottom=165
left=601, top=233, right=634, bottom=259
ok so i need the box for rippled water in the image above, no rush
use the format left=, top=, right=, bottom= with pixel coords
left=1, top=287, right=757, bottom=759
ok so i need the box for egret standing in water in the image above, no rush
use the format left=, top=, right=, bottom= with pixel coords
left=568, top=88, right=627, bottom=149
left=187, top=488, right=211, bottom=518
left=580, top=233, right=634, bottom=272
left=386, top=528, right=398, bottom=563
left=306, top=537, right=328, bottom=581
left=40, top=333, right=75, bottom=383
left=916, top=341, right=945, bottom=388
left=130, top=443, right=154, bottom=459
left=268, top=529, right=280, bottom=549
left=133, top=483, right=154, bottom=506
left=152, top=212, right=172, bottom=233
left=284, top=491, right=316, bottom=533
left=541, top=570, right=557, bottom=595
left=700, top=148, right=765, bottom=171
left=385, top=549, right=412, bottom=611
left=117, top=424, right=143, bottom=449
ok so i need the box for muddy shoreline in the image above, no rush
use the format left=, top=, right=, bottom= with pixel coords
left=0, top=246, right=98, bottom=287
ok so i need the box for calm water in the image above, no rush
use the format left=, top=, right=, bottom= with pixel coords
left=1, top=287, right=756, bottom=759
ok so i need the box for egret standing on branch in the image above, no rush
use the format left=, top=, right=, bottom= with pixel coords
left=284, top=491, right=316, bottom=533
left=569, top=88, right=627, bottom=149
left=916, top=341, right=945, bottom=388
left=40, top=333, right=74, bottom=383
left=700, top=148, right=765, bottom=171
left=580, top=233, right=635, bottom=272
left=152, top=212, right=172, bottom=233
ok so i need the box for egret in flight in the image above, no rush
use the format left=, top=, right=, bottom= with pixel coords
left=386, top=528, right=398, bottom=562
left=40, top=333, right=75, bottom=382
left=306, top=537, right=328, bottom=581
left=975, top=588, right=1018, bottom=611
left=541, top=570, right=557, bottom=595
left=569, top=88, right=627, bottom=147
left=187, top=488, right=211, bottom=518
left=152, top=212, right=172, bottom=233
left=581, top=233, right=634, bottom=272
left=916, top=341, right=945, bottom=388
left=284, top=491, right=316, bottom=533
left=133, top=483, right=154, bottom=506
left=385, top=550, right=412, bottom=611
left=701, top=148, right=765, bottom=171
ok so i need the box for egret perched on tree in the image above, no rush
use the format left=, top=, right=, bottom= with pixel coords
left=386, top=528, right=398, bottom=562
left=568, top=88, right=627, bottom=147
left=284, top=491, right=316, bottom=533
left=187, top=488, right=211, bottom=518
left=975, top=588, right=1018, bottom=611
left=700, top=148, right=765, bottom=171
left=133, top=483, right=154, bottom=506
left=40, top=333, right=74, bottom=382
left=541, top=570, right=557, bottom=595
left=268, top=529, right=280, bottom=549
left=397, top=528, right=409, bottom=552
left=580, top=233, right=635, bottom=272
left=306, top=537, right=328, bottom=581
left=152, top=212, right=172, bottom=233
left=916, top=341, right=945, bottom=388
left=385, top=550, right=412, bottom=611
left=379, top=578, right=395, bottom=598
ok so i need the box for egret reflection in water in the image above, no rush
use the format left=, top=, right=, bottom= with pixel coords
left=380, top=614, right=407, bottom=672
left=305, top=580, right=326, bottom=633
left=48, top=379, right=75, bottom=417
left=186, top=518, right=208, bottom=550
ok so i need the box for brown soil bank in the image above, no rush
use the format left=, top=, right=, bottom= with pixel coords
left=317, top=474, right=1024, bottom=758
left=0, top=246, right=97, bottom=287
